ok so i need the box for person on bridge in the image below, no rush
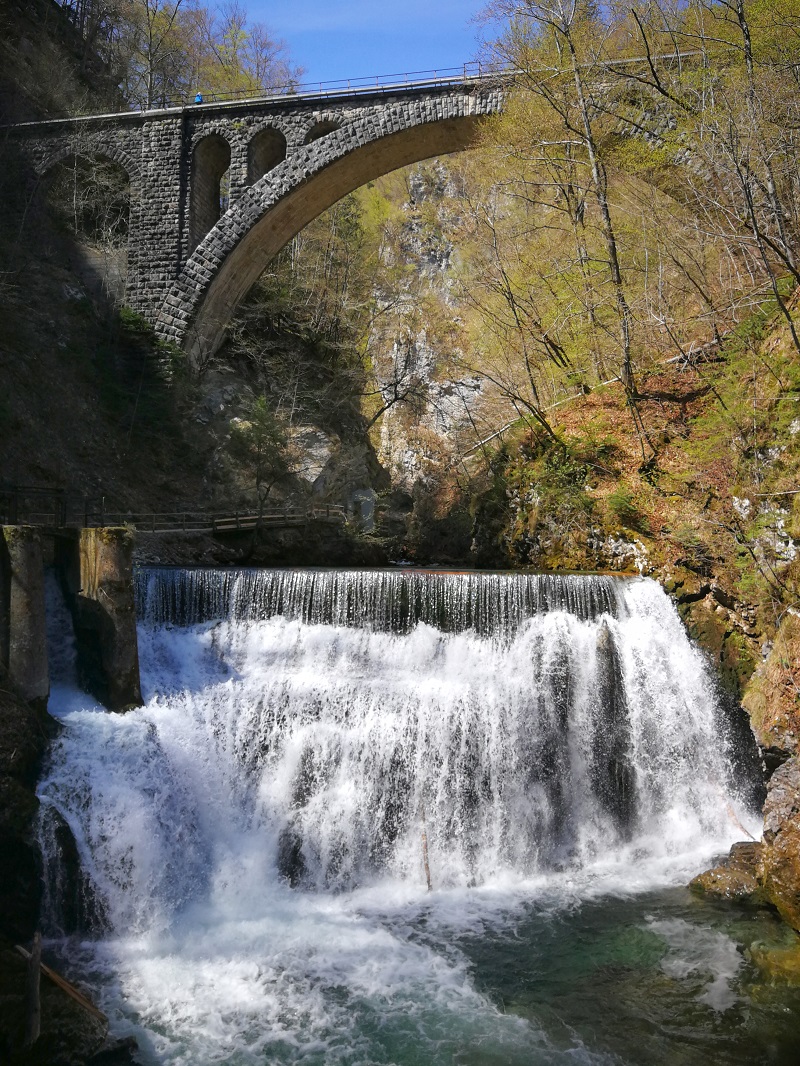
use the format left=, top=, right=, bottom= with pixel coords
left=194, top=92, right=203, bottom=104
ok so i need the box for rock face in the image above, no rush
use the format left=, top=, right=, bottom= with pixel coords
left=743, top=611, right=800, bottom=756
left=695, top=760, right=800, bottom=938
left=0, top=684, right=52, bottom=943
left=758, top=757, right=800, bottom=931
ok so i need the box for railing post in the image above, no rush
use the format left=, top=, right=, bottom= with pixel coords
left=23, top=931, right=41, bottom=1050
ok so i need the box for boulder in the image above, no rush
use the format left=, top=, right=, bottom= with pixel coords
left=690, top=841, right=768, bottom=905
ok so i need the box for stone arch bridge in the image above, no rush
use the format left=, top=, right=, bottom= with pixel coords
left=7, top=76, right=504, bottom=363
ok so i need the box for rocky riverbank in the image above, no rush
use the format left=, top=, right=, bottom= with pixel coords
left=691, top=756, right=800, bottom=978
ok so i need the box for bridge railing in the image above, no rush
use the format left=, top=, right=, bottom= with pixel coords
left=163, top=62, right=502, bottom=111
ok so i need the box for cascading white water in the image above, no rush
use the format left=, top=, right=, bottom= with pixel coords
left=38, top=569, right=761, bottom=1066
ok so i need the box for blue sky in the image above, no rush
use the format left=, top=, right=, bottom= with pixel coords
left=247, top=1, right=502, bottom=84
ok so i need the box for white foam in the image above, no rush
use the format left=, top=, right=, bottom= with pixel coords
left=645, top=917, right=743, bottom=1013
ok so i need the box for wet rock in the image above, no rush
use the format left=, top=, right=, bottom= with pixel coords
left=87, top=1035, right=139, bottom=1064
left=758, top=756, right=800, bottom=932
left=277, top=826, right=306, bottom=888
left=41, top=807, right=108, bottom=937
left=690, top=841, right=769, bottom=905
left=749, top=937, right=800, bottom=984
left=591, top=623, right=636, bottom=836
left=680, top=596, right=758, bottom=700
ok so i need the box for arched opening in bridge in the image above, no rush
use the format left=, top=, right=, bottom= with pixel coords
left=45, top=153, right=131, bottom=245
left=43, top=152, right=131, bottom=302
left=303, top=120, right=340, bottom=145
left=248, top=128, right=287, bottom=184
left=190, top=134, right=231, bottom=251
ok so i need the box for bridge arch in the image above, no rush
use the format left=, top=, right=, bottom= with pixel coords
left=37, top=141, right=141, bottom=187
left=40, top=148, right=136, bottom=252
left=159, top=96, right=496, bottom=364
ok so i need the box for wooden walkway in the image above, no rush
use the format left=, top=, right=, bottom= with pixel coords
left=0, top=487, right=346, bottom=533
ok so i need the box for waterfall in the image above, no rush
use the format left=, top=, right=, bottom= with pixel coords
left=134, top=567, right=625, bottom=632
left=37, top=568, right=761, bottom=1066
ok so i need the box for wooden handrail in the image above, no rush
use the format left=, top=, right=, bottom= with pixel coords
left=0, top=491, right=348, bottom=531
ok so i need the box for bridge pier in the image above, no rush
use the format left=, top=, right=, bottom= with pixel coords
left=0, top=526, right=49, bottom=709
left=57, top=528, right=143, bottom=713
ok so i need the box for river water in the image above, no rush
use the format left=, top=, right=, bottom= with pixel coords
left=38, top=569, right=800, bottom=1064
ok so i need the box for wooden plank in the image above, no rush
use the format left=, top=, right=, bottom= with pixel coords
left=16, top=945, right=108, bottom=1024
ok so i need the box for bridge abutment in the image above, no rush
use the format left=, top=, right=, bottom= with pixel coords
left=58, top=528, right=143, bottom=713
left=0, top=527, right=50, bottom=709
left=0, top=523, right=143, bottom=713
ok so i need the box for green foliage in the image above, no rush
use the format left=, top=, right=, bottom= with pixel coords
left=228, top=396, right=290, bottom=507
left=734, top=547, right=760, bottom=597
left=607, top=485, right=647, bottom=532
left=684, top=290, right=800, bottom=491
left=496, top=433, right=596, bottom=564
left=119, top=306, right=152, bottom=335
